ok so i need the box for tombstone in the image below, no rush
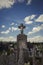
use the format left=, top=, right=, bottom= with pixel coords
left=0, top=51, right=7, bottom=65
left=17, top=23, right=28, bottom=65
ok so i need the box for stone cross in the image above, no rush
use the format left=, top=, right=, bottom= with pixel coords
left=18, top=23, right=26, bottom=34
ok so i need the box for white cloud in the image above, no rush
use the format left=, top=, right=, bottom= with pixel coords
left=24, top=16, right=30, bottom=22
left=0, top=36, right=16, bottom=42
left=15, top=23, right=18, bottom=25
left=24, top=14, right=43, bottom=24
left=1, top=26, right=19, bottom=34
left=28, top=24, right=43, bottom=35
left=35, top=14, right=43, bottom=22
left=18, top=0, right=32, bottom=5
left=1, top=30, right=10, bottom=34
left=18, top=0, right=24, bottom=3
left=27, top=36, right=43, bottom=42
left=0, top=0, right=15, bottom=9
left=31, top=15, right=36, bottom=19
left=12, top=27, right=19, bottom=32
left=25, top=21, right=33, bottom=24
left=0, top=0, right=32, bottom=9
left=2, top=25, right=5, bottom=28
left=27, top=0, right=32, bottom=5
left=12, top=27, right=18, bottom=32
left=11, top=22, right=15, bottom=25
left=1, top=27, right=11, bottom=34
left=24, top=15, right=36, bottom=24
left=11, top=23, right=18, bottom=26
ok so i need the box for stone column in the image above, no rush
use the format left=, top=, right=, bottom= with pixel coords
left=17, top=24, right=27, bottom=65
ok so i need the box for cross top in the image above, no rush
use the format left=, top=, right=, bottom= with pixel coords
left=18, top=23, right=26, bottom=34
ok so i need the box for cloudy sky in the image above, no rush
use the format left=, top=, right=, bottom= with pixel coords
left=0, top=0, right=43, bottom=42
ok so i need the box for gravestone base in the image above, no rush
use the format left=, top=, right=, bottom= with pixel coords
left=17, top=34, right=27, bottom=65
